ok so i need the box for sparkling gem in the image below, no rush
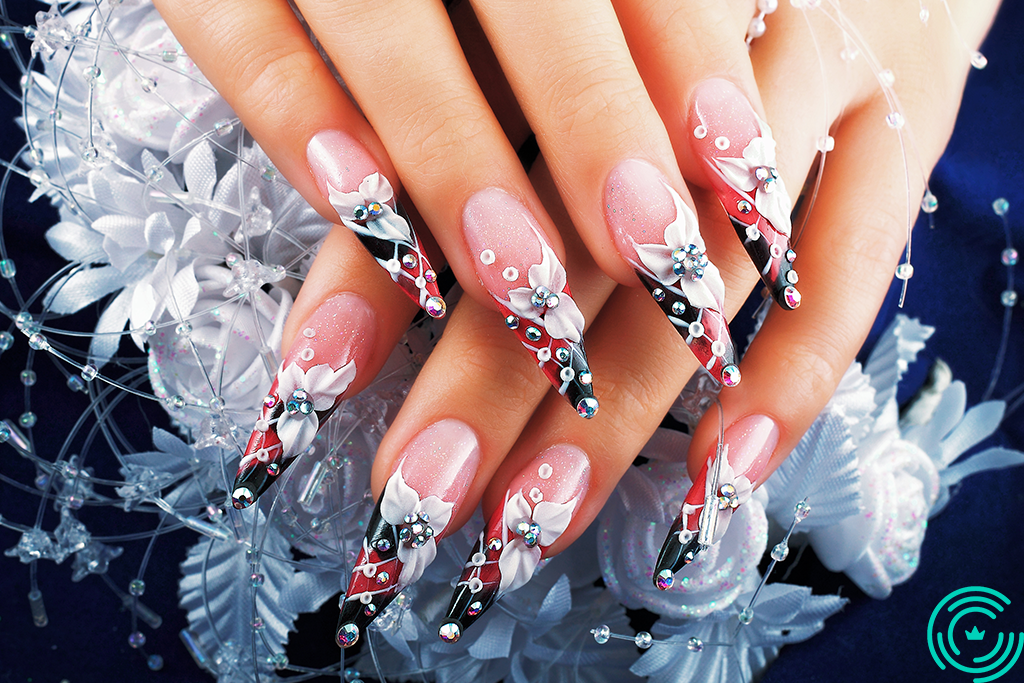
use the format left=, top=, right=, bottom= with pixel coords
left=592, top=625, right=611, bottom=644
left=993, top=198, right=1010, bottom=216
left=531, top=286, right=552, bottom=308
left=28, top=166, right=49, bottom=188
left=784, top=286, right=802, bottom=309
left=19, top=412, right=37, bottom=428
left=718, top=483, right=738, bottom=509
left=438, top=621, right=461, bottom=643
left=266, top=463, right=281, bottom=476
left=655, top=569, right=674, bottom=590
left=425, top=296, right=446, bottom=319
left=525, top=326, right=542, bottom=342
left=487, top=537, right=502, bottom=551
left=232, top=488, right=254, bottom=509
left=971, top=51, right=988, bottom=69
left=176, top=321, right=193, bottom=337
left=147, top=655, right=164, bottom=671
left=375, top=538, right=392, bottom=552
left=363, top=603, right=377, bottom=616
left=353, top=205, right=368, bottom=221
left=0, top=424, right=9, bottom=443
left=579, top=372, right=593, bottom=385
left=28, top=333, right=48, bottom=351
left=83, top=65, right=101, bottom=81
left=771, top=542, right=790, bottom=561
left=376, top=571, right=389, bottom=585
left=895, top=263, right=914, bottom=280
left=505, top=315, right=520, bottom=330
left=143, top=320, right=157, bottom=336
left=467, top=601, right=483, bottom=616
left=721, top=365, right=742, bottom=387
left=402, top=253, right=418, bottom=269
left=20, top=370, right=36, bottom=386
left=737, top=200, right=752, bottom=214
left=885, top=112, right=905, bottom=129
left=271, top=653, right=289, bottom=669
left=687, top=636, right=704, bottom=652
left=920, top=191, right=938, bottom=214
left=81, top=364, right=98, bottom=382
left=786, top=249, right=797, bottom=263
left=635, top=631, right=653, bottom=649
left=516, top=521, right=532, bottom=536
left=1002, top=248, right=1019, bottom=266
left=555, top=347, right=570, bottom=363
left=671, top=301, right=686, bottom=316
left=738, top=608, right=754, bottom=625
left=263, top=395, right=277, bottom=409
left=250, top=573, right=265, bottom=587
left=576, top=396, right=599, bottom=419
left=794, top=500, right=812, bottom=521
left=1001, top=290, right=1018, bottom=307
left=0, top=259, right=16, bottom=278
left=261, top=165, right=278, bottom=182
left=128, top=631, right=146, bottom=648
left=545, top=293, right=560, bottom=308
left=166, top=395, right=186, bottom=411
left=337, top=623, right=360, bottom=648
left=129, top=579, right=145, bottom=596
left=366, top=202, right=383, bottom=218
left=424, top=269, right=437, bottom=282
left=0, top=331, right=13, bottom=351
left=652, top=288, right=666, bottom=302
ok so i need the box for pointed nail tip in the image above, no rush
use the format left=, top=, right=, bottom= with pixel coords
left=654, top=568, right=675, bottom=591
left=576, top=396, right=599, bottom=419
left=781, top=285, right=802, bottom=310
left=438, top=620, right=462, bottom=643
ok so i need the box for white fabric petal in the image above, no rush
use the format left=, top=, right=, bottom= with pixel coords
left=634, top=242, right=680, bottom=285
left=678, top=260, right=726, bottom=311
left=46, top=221, right=107, bottom=263
left=358, top=172, right=393, bottom=205
left=276, top=411, right=320, bottom=456
left=379, top=465, right=421, bottom=526
left=713, top=156, right=758, bottom=193
left=46, top=266, right=126, bottom=315
left=496, top=538, right=543, bottom=595
left=503, top=492, right=534, bottom=530
left=396, top=537, right=437, bottom=587
left=301, top=361, right=357, bottom=410
left=541, top=295, right=584, bottom=343
left=532, top=498, right=578, bottom=546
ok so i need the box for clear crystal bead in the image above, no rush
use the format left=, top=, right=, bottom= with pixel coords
left=971, top=51, right=988, bottom=69
left=993, top=198, right=1010, bottom=216
left=738, top=607, right=754, bottom=625
left=1001, top=290, right=1018, bottom=307
left=771, top=542, right=790, bottom=561
left=1001, top=248, right=1018, bottom=266
left=592, top=625, right=611, bottom=644
left=687, top=636, right=704, bottom=652
left=794, top=500, right=812, bottom=520
left=920, top=191, right=938, bottom=214
left=634, top=631, right=653, bottom=649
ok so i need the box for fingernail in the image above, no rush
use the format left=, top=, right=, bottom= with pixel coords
left=439, top=445, right=590, bottom=643
left=654, top=415, right=779, bottom=587
left=336, top=419, right=481, bottom=648
left=307, top=130, right=446, bottom=318
left=689, top=79, right=801, bottom=310
left=605, top=159, right=740, bottom=386
left=463, top=188, right=599, bottom=417
left=232, top=293, right=376, bottom=508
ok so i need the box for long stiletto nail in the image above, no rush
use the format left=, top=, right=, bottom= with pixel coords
left=463, top=188, right=598, bottom=418
left=308, top=130, right=446, bottom=318
left=232, top=293, right=376, bottom=508
left=605, top=159, right=740, bottom=386
left=336, top=419, right=480, bottom=648
left=439, top=445, right=590, bottom=643
left=690, top=79, right=801, bottom=310
left=654, top=415, right=778, bottom=588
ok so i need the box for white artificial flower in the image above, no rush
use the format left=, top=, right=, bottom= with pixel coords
left=632, top=184, right=726, bottom=311
left=496, top=491, right=577, bottom=594
left=700, top=445, right=755, bottom=545
left=713, top=119, right=793, bottom=238
left=328, top=172, right=415, bottom=244
left=379, top=464, right=455, bottom=587
left=273, top=361, right=357, bottom=456
left=506, top=242, right=586, bottom=343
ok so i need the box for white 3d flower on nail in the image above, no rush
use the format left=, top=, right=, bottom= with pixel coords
left=700, top=444, right=754, bottom=545
left=379, top=464, right=454, bottom=588
left=327, top=172, right=415, bottom=245
left=496, top=491, right=577, bottom=594
left=633, top=183, right=727, bottom=311
left=712, top=119, right=793, bottom=238
left=274, top=360, right=356, bottom=457
left=506, top=241, right=585, bottom=343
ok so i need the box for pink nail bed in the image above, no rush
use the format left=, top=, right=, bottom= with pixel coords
left=307, top=130, right=380, bottom=199
left=393, top=418, right=481, bottom=506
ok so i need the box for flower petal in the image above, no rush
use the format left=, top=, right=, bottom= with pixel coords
left=541, top=296, right=584, bottom=343
left=507, top=286, right=541, bottom=320
left=301, top=361, right=357, bottom=410
left=532, top=498, right=578, bottom=546
left=358, top=172, right=394, bottom=205
left=497, top=538, right=542, bottom=595
left=418, top=494, right=455, bottom=534
left=755, top=181, right=793, bottom=238
left=379, top=464, right=421, bottom=526
left=634, top=241, right=679, bottom=285
left=713, top=156, right=758, bottom=194
left=277, top=410, right=320, bottom=456
left=678, top=260, right=726, bottom=311
left=396, top=537, right=437, bottom=588
left=503, top=492, right=534, bottom=530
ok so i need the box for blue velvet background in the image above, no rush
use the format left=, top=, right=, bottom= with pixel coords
left=1, top=2, right=1022, bottom=681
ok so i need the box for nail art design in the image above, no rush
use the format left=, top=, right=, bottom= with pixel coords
left=464, top=188, right=598, bottom=417
left=308, top=131, right=446, bottom=318
left=439, top=445, right=589, bottom=642
left=691, top=79, right=801, bottom=310
left=654, top=415, right=778, bottom=587
left=337, top=419, right=480, bottom=648
left=605, top=160, right=740, bottom=386
left=232, top=293, right=374, bottom=508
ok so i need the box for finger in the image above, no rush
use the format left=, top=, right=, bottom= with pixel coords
left=229, top=227, right=419, bottom=506
left=292, top=0, right=597, bottom=413
left=469, top=0, right=742, bottom=385
left=335, top=159, right=617, bottom=648
left=614, top=0, right=804, bottom=310
left=153, top=0, right=447, bottom=317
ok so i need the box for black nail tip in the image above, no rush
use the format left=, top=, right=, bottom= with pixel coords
left=561, top=339, right=597, bottom=417
left=727, top=215, right=799, bottom=311
left=655, top=524, right=705, bottom=580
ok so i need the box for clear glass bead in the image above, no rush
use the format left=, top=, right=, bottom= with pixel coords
left=164, top=395, right=185, bottom=411
left=66, top=375, right=84, bottom=392
left=738, top=607, right=754, bottom=625
left=81, top=364, right=97, bottom=381
left=816, top=135, right=835, bottom=152
left=176, top=321, right=193, bottom=337
left=919, top=7, right=929, bottom=22
left=0, top=258, right=16, bottom=278
left=19, top=412, right=37, bottom=428
left=971, top=51, right=988, bottom=69
left=634, top=631, right=653, bottom=649
left=993, top=198, right=1010, bottom=216
left=128, top=631, right=146, bottom=648
left=20, top=370, right=36, bottom=386
left=250, top=572, right=265, bottom=587
left=885, top=112, right=905, bottom=129
left=687, top=636, right=704, bottom=652
left=771, top=542, right=790, bottom=561
left=129, top=579, right=146, bottom=596
left=592, top=624, right=611, bottom=644
left=28, top=166, right=49, bottom=188
left=920, top=191, right=938, bottom=214
left=1001, top=248, right=1018, bottom=266
left=214, top=119, right=234, bottom=137
left=794, top=500, right=812, bottom=520
left=261, top=165, right=278, bottom=182
left=1000, top=290, right=1018, bottom=307
left=895, top=263, right=914, bottom=280
left=878, top=69, right=895, bottom=87
left=147, top=655, right=164, bottom=671
left=28, top=333, right=48, bottom=350
left=0, top=331, right=13, bottom=351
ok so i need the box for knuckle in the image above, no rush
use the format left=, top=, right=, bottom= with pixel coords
left=232, top=48, right=328, bottom=125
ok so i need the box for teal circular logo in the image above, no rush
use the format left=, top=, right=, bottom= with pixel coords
left=928, top=587, right=1023, bottom=682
